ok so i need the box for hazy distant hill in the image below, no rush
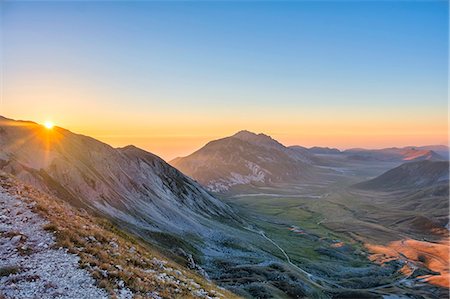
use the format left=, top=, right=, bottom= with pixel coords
left=354, top=160, right=449, bottom=191
left=414, top=145, right=449, bottom=160
left=353, top=160, right=449, bottom=238
left=288, top=145, right=341, bottom=155
left=171, top=130, right=314, bottom=192
left=307, top=146, right=341, bottom=155
left=343, top=147, right=446, bottom=162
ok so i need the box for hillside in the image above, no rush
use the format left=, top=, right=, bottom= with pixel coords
left=170, top=130, right=314, bottom=192
left=354, top=160, right=449, bottom=191
left=0, top=173, right=235, bottom=298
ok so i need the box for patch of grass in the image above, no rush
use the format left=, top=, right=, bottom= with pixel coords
left=42, top=223, right=58, bottom=232
left=0, top=266, right=21, bottom=277
left=144, top=231, right=202, bottom=262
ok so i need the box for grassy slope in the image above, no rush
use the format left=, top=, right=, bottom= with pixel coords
left=219, top=177, right=449, bottom=298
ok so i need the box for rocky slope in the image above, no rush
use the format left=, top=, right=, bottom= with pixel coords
left=0, top=183, right=109, bottom=299
left=0, top=173, right=234, bottom=299
left=171, top=130, right=315, bottom=192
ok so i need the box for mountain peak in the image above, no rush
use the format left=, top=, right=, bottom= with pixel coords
left=232, top=130, right=284, bottom=149
left=232, top=130, right=259, bottom=138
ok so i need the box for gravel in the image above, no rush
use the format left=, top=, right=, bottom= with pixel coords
left=0, top=186, right=109, bottom=299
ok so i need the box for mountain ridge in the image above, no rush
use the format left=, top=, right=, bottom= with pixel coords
left=171, top=130, right=447, bottom=192
left=0, top=116, right=238, bottom=237
left=170, top=130, right=314, bottom=192
left=354, top=160, right=449, bottom=191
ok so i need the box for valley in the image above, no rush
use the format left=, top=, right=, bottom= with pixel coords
left=215, top=158, right=449, bottom=298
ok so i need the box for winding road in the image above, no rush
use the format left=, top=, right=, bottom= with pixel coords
left=243, top=225, right=419, bottom=296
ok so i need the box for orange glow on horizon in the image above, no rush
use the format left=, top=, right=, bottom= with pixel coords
left=1, top=96, right=447, bottom=161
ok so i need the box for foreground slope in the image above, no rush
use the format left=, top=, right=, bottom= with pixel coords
left=171, top=130, right=314, bottom=192
left=0, top=173, right=234, bottom=298
left=0, top=183, right=108, bottom=299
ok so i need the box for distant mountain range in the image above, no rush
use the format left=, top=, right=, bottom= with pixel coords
left=342, top=146, right=447, bottom=162
left=171, top=130, right=448, bottom=192
left=292, top=145, right=447, bottom=161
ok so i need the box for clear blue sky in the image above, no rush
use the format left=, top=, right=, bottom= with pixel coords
left=1, top=0, right=448, bottom=159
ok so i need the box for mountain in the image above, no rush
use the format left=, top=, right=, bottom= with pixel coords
left=353, top=160, right=449, bottom=240
left=0, top=116, right=237, bottom=237
left=307, top=146, right=341, bottom=155
left=414, top=145, right=449, bottom=160
left=343, top=147, right=446, bottom=162
left=354, top=160, right=449, bottom=191
left=170, top=130, right=314, bottom=192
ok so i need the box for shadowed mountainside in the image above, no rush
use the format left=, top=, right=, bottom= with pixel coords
left=350, top=160, right=449, bottom=239
left=354, top=160, right=449, bottom=191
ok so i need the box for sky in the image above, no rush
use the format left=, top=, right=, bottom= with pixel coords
left=1, top=0, right=448, bottom=160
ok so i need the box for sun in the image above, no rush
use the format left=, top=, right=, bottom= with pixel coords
left=44, top=121, right=54, bottom=129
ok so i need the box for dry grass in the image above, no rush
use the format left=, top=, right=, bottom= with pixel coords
left=0, top=266, right=21, bottom=277
left=0, top=172, right=239, bottom=299
left=366, top=238, right=450, bottom=288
